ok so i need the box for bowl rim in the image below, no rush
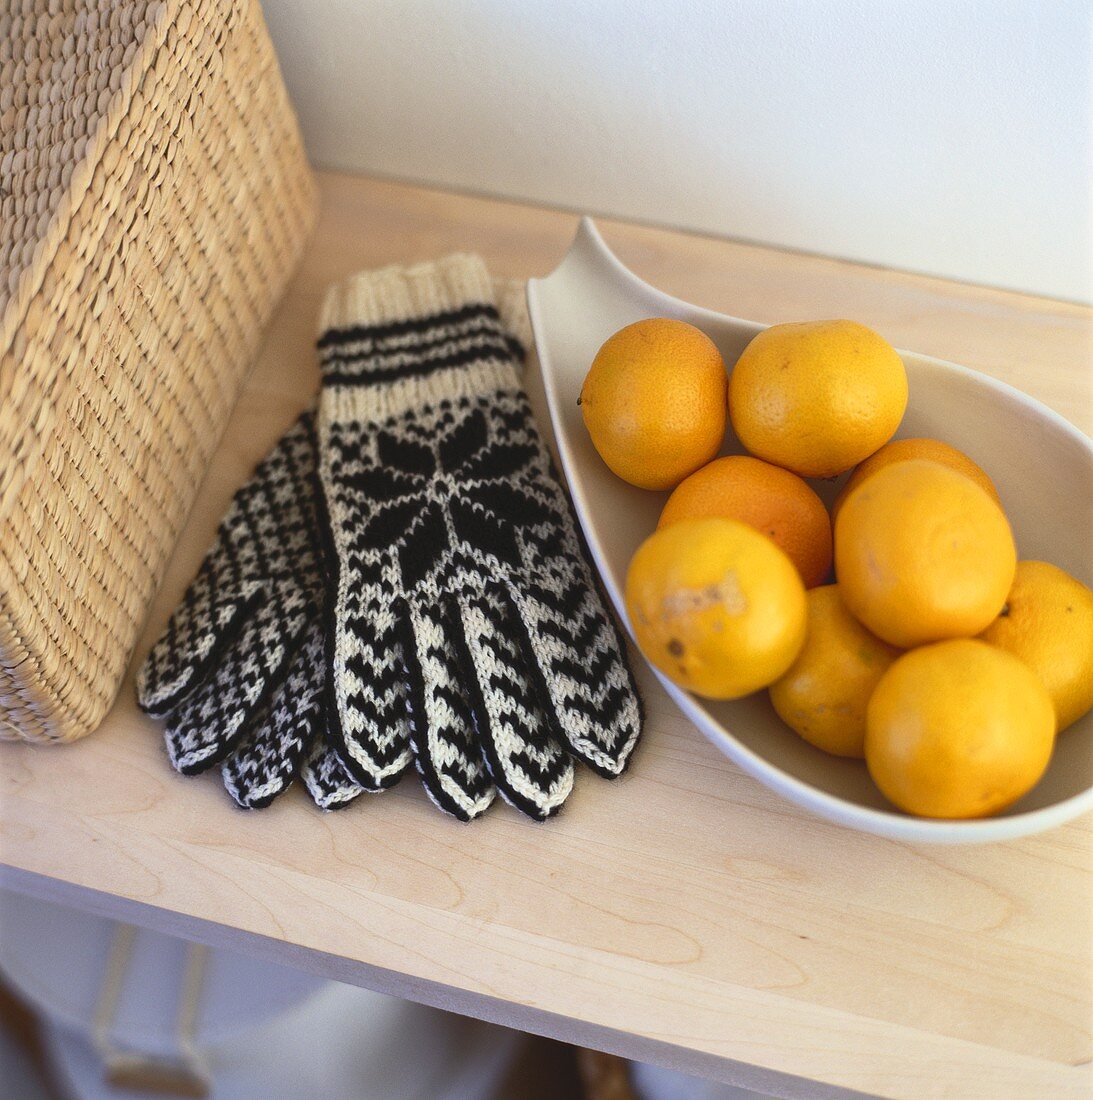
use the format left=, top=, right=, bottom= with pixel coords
left=528, top=216, right=1093, bottom=844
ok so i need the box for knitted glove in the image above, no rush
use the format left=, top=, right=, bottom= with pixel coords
left=316, top=255, right=643, bottom=820
left=136, top=414, right=362, bottom=809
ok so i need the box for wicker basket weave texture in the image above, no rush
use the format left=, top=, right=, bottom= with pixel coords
left=0, top=0, right=317, bottom=743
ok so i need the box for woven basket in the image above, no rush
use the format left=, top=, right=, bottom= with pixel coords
left=0, top=0, right=317, bottom=743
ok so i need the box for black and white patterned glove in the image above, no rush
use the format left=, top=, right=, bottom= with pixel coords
left=316, top=256, right=643, bottom=820
left=136, top=414, right=363, bottom=809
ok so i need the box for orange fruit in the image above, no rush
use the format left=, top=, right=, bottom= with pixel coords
left=769, top=585, right=900, bottom=758
left=657, top=455, right=832, bottom=588
left=979, top=561, right=1093, bottom=732
left=865, top=639, right=1055, bottom=818
left=835, top=459, right=1016, bottom=648
left=833, top=437, right=1000, bottom=521
left=580, top=318, right=726, bottom=490
left=624, top=517, right=807, bottom=699
left=728, top=320, right=907, bottom=478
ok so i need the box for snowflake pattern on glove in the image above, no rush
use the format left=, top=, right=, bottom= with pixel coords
left=349, top=406, right=558, bottom=589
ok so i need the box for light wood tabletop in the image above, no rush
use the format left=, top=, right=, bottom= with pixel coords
left=2, top=171, right=1090, bottom=1100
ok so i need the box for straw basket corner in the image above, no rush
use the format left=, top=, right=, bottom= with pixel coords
left=0, top=0, right=317, bottom=743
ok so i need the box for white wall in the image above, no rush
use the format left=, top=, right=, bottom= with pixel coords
left=262, top=0, right=1091, bottom=303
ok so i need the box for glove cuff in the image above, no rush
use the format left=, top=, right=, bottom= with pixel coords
left=319, top=254, right=495, bottom=337
left=492, top=275, right=533, bottom=351
left=317, top=255, right=526, bottom=423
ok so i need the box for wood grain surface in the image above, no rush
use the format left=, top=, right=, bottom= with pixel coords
left=1, top=172, right=1090, bottom=1100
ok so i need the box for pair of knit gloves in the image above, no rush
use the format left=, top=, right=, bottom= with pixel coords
left=137, top=256, right=642, bottom=821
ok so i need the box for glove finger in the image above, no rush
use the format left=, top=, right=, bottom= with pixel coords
left=509, top=574, right=643, bottom=777
left=326, top=603, right=413, bottom=789
left=398, top=601, right=495, bottom=821
left=452, top=589, right=574, bottom=821
left=302, top=737, right=365, bottom=811
left=220, top=628, right=325, bottom=809
left=137, top=563, right=257, bottom=718
left=164, top=673, right=249, bottom=774
left=161, top=595, right=308, bottom=774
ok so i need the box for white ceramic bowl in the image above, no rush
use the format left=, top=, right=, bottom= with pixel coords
left=528, top=217, right=1093, bottom=843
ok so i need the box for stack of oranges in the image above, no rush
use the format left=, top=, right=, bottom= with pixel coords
left=580, top=318, right=1093, bottom=820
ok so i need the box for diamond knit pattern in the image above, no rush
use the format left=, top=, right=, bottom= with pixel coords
left=316, top=257, right=643, bottom=820
left=137, top=415, right=364, bottom=810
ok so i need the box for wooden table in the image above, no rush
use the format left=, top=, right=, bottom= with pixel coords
left=2, top=172, right=1090, bottom=1100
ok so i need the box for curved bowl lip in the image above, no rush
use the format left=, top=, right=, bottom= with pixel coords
left=528, top=216, right=1093, bottom=844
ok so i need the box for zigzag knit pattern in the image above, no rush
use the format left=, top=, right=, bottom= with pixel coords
left=137, top=415, right=365, bottom=811
left=316, top=255, right=643, bottom=820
